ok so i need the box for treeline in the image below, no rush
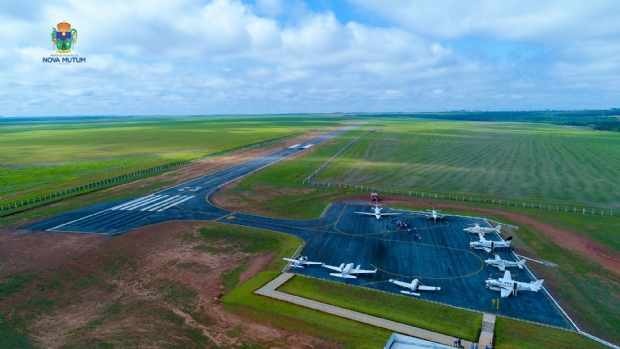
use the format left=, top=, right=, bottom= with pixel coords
left=354, top=109, right=620, bottom=132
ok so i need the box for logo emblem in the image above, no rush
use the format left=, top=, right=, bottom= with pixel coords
left=51, top=21, right=78, bottom=54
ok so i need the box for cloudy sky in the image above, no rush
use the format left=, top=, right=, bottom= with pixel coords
left=2, top=0, right=619, bottom=116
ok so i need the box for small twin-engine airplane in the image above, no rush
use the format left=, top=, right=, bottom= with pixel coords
left=354, top=202, right=401, bottom=220
left=485, top=270, right=544, bottom=298
left=322, top=263, right=377, bottom=279
left=425, top=207, right=444, bottom=222
left=464, top=223, right=503, bottom=235
left=485, top=254, right=526, bottom=271
left=389, top=278, right=441, bottom=296
left=470, top=233, right=512, bottom=253
left=283, top=256, right=322, bottom=268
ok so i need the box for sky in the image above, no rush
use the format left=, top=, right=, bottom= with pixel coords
left=1, top=0, right=620, bottom=116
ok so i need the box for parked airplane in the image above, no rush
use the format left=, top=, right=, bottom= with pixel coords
left=283, top=256, right=322, bottom=268
left=425, top=207, right=444, bottom=222
left=470, top=234, right=512, bottom=253
left=485, top=254, right=526, bottom=271
left=464, top=223, right=502, bottom=235
left=485, top=270, right=544, bottom=298
left=322, top=263, right=377, bottom=279
left=389, top=279, right=441, bottom=296
left=354, top=203, right=401, bottom=220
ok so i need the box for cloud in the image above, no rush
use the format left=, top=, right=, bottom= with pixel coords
left=0, top=0, right=619, bottom=116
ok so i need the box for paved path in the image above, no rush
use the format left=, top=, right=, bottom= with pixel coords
left=255, top=273, right=473, bottom=348
left=479, top=313, right=496, bottom=347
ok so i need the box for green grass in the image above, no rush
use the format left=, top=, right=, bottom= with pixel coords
left=494, top=317, right=611, bottom=349
left=315, top=120, right=620, bottom=208
left=279, top=275, right=481, bottom=341
left=1, top=115, right=348, bottom=210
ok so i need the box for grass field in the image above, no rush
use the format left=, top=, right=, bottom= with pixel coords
left=1, top=115, right=349, bottom=210
left=315, top=119, right=620, bottom=208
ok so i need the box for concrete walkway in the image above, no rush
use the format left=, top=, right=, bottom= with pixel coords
left=478, top=313, right=496, bottom=347
left=255, top=273, right=473, bottom=348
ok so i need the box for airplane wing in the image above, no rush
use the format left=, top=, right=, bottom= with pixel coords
left=498, top=264, right=506, bottom=272
left=483, top=246, right=493, bottom=253
left=418, top=285, right=441, bottom=291
left=301, top=261, right=322, bottom=266
left=501, top=270, right=512, bottom=282
left=282, top=258, right=297, bottom=262
left=389, top=280, right=412, bottom=289
left=350, top=268, right=377, bottom=274
left=478, top=233, right=487, bottom=242
left=330, top=273, right=357, bottom=279
left=354, top=212, right=377, bottom=216
left=500, top=288, right=512, bottom=298
left=321, top=264, right=343, bottom=272
left=381, top=212, right=401, bottom=216
left=494, top=254, right=501, bottom=261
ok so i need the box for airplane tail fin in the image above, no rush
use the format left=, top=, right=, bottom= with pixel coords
left=517, top=259, right=526, bottom=269
left=531, top=279, right=544, bottom=291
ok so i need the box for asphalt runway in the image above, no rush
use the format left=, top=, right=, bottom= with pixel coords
left=24, top=123, right=572, bottom=329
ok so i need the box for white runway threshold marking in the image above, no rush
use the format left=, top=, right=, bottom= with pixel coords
left=156, top=195, right=194, bottom=211
left=140, top=195, right=181, bottom=211
left=122, top=195, right=169, bottom=211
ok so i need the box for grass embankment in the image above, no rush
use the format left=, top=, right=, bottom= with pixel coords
left=216, top=126, right=369, bottom=220
left=279, top=275, right=481, bottom=341
left=1, top=115, right=347, bottom=210
left=316, top=119, right=620, bottom=208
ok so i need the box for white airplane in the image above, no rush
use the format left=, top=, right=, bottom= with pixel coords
left=389, top=278, right=441, bottom=296
left=354, top=203, right=401, bottom=220
left=322, top=263, right=377, bottom=279
left=485, top=254, right=526, bottom=271
left=425, top=207, right=444, bottom=222
left=283, top=256, right=322, bottom=268
left=485, top=270, right=544, bottom=298
left=464, top=223, right=503, bottom=235
left=470, top=233, right=512, bottom=253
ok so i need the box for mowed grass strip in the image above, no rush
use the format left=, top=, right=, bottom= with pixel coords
left=278, top=275, right=481, bottom=341
left=494, top=317, right=611, bottom=349
left=316, top=119, right=620, bottom=207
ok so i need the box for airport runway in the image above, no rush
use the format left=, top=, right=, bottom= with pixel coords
left=25, top=123, right=572, bottom=329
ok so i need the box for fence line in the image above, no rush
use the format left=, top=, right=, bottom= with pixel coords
left=303, top=128, right=374, bottom=184
left=0, top=132, right=304, bottom=217
left=302, top=181, right=616, bottom=218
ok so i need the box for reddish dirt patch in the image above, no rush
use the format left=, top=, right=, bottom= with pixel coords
left=0, top=221, right=342, bottom=348
left=336, top=194, right=620, bottom=277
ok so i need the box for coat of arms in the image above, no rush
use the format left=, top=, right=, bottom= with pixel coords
left=51, top=21, right=78, bottom=54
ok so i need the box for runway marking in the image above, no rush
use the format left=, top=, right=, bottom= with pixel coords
left=156, top=195, right=195, bottom=211
left=122, top=195, right=169, bottom=210
left=139, top=195, right=181, bottom=211
left=111, top=195, right=157, bottom=210
left=46, top=209, right=112, bottom=231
